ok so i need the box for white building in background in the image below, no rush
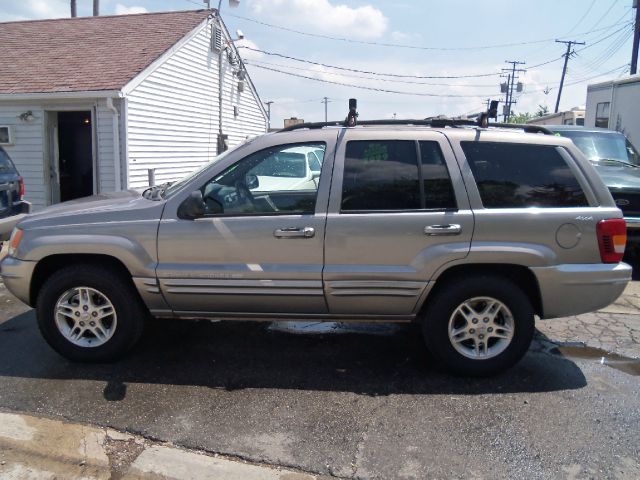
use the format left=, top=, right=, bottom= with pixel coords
left=585, top=74, right=640, bottom=148
left=0, top=9, right=267, bottom=210
left=526, top=107, right=585, bottom=127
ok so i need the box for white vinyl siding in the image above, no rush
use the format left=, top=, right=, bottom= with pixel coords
left=0, top=105, right=47, bottom=210
left=125, top=21, right=267, bottom=188
left=95, top=99, right=118, bottom=193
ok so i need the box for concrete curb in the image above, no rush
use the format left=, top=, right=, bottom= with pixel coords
left=0, top=411, right=324, bottom=480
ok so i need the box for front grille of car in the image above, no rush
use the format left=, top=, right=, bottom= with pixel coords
left=611, top=191, right=640, bottom=217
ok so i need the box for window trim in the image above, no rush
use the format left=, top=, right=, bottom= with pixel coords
left=595, top=101, right=610, bottom=129
left=0, top=125, right=14, bottom=146
left=339, top=139, right=458, bottom=214
left=199, top=141, right=326, bottom=218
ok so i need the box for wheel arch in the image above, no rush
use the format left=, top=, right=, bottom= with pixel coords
left=29, top=254, right=135, bottom=307
left=420, top=263, right=543, bottom=318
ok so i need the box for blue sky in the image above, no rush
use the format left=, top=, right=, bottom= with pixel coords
left=1, top=0, right=636, bottom=127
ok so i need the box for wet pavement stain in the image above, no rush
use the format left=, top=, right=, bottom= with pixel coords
left=553, top=345, right=640, bottom=376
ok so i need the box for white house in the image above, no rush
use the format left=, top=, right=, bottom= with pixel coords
left=585, top=74, right=640, bottom=148
left=0, top=9, right=267, bottom=210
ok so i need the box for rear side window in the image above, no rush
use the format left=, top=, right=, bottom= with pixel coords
left=341, top=140, right=456, bottom=211
left=461, top=142, right=588, bottom=208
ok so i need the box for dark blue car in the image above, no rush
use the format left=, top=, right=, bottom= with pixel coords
left=0, top=146, right=31, bottom=241
left=546, top=126, right=640, bottom=256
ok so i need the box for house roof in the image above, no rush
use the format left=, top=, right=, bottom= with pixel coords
left=0, top=10, right=213, bottom=95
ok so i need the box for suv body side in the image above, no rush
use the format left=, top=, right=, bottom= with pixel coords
left=1, top=128, right=630, bottom=322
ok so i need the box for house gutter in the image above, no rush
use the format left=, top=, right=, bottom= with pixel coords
left=0, top=90, right=122, bottom=101
left=105, top=97, right=122, bottom=191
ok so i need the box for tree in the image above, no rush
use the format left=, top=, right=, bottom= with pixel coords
left=535, top=105, right=549, bottom=118
left=508, top=112, right=532, bottom=124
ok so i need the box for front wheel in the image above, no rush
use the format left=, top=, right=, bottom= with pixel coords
left=421, top=275, right=535, bottom=376
left=36, top=265, right=146, bottom=362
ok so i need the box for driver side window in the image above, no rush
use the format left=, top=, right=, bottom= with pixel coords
left=201, top=142, right=326, bottom=216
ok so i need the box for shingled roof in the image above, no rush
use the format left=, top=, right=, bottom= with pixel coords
left=0, top=9, right=213, bottom=94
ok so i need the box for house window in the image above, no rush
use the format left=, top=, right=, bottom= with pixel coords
left=0, top=126, right=14, bottom=145
left=595, top=102, right=610, bottom=128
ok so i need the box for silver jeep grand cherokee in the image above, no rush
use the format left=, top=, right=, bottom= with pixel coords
left=0, top=119, right=632, bottom=376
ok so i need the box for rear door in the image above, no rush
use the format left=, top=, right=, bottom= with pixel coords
left=323, top=130, right=474, bottom=316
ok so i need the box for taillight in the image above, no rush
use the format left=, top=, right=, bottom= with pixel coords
left=596, top=218, right=626, bottom=263
left=18, top=176, right=25, bottom=198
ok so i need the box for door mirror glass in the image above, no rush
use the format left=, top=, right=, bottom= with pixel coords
left=177, top=190, right=205, bottom=219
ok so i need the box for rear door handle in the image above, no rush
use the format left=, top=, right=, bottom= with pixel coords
left=424, top=224, right=462, bottom=236
left=274, top=227, right=315, bottom=238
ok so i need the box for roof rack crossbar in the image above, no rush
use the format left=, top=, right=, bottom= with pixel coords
left=278, top=119, right=554, bottom=135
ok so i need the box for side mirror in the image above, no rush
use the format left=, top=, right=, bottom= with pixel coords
left=311, top=170, right=321, bottom=179
left=246, top=174, right=259, bottom=190
left=177, top=190, right=205, bottom=219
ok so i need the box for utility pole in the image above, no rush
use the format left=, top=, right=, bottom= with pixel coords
left=70, top=0, right=77, bottom=17
left=322, top=97, right=331, bottom=122
left=632, top=0, right=639, bottom=75
left=501, top=61, right=526, bottom=122
left=93, top=0, right=99, bottom=15
left=555, top=40, right=585, bottom=113
left=264, top=101, right=273, bottom=130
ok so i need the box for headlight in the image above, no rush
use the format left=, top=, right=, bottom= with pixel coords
left=8, top=228, right=23, bottom=257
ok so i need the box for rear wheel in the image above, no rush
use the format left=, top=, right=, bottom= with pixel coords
left=36, top=265, right=146, bottom=362
left=421, top=275, right=534, bottom=376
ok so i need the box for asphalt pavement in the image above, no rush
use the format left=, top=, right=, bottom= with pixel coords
left=1, top=241, right=639, bottom=478
left=0, top=310, right=638, bottom=479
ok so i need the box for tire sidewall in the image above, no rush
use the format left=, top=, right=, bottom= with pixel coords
left=422, top=275, right=535, bottom=376
left=37, top=266, right=143, bottom=362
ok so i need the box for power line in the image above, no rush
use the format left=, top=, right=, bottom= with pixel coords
left=226, top=11, right=630, bottom=52
left=245, top=59, right=501, bottom=87
left=239, top=46, right=505, bottom=78
left=564, top=0, right=597, bottom=36
left=246, top=63, right=490, bottom=98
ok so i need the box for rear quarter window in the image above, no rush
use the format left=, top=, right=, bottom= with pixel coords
left=461, top=142, right=588, bottom=208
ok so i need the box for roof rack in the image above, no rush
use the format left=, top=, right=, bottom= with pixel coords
left=279, top=118, right=554, bottom=135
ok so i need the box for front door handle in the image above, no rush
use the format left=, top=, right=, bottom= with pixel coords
left=424, top=224, right=462, bottom=236
left=274, top=227, right=315, bottom=238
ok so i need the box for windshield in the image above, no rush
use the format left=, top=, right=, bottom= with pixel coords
left=163, top=145, right=242, bottom=199
left=556, top=130, right=640, bottom=166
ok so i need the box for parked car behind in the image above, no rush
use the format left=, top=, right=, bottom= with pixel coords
left=545, top=126, right=640, bottom=256
left=0, top=146, right=31, bottom=242
left=0, top=121, right=631, bottom=376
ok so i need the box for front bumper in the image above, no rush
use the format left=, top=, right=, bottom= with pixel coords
left=0, top=255, right=36, bottom=306
left=531, top=262, right=631, bottom=319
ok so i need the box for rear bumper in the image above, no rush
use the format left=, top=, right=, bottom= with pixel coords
left=0, top=255, right=36, bottom=306
left=531, top=262, right=631, bottom=319
left=0, top=201, right=31, bottom=240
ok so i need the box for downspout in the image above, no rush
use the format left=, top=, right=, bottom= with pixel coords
left=105, top=97, right=122, bottom=191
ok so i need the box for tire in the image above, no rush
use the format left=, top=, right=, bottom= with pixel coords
left=36, top=264, right=146, bottom=362
left=421, top=274, right=534, bottom=377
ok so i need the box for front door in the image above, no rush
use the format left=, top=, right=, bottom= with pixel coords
left=156, top=135, right=336, bottom=317
left=323, top=130, right=474, bottom=316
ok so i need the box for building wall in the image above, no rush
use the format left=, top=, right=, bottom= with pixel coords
left=586, top=80, right=640, bottom=148
left=125, top=21, right=267, bottom=189
left=0, top=98, right=117, bottom=211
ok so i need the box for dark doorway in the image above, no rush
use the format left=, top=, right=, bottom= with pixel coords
left=57, top=111, right=93, bottom=202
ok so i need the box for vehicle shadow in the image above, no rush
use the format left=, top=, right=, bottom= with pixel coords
left=0, top=311, right=587, bottom=397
